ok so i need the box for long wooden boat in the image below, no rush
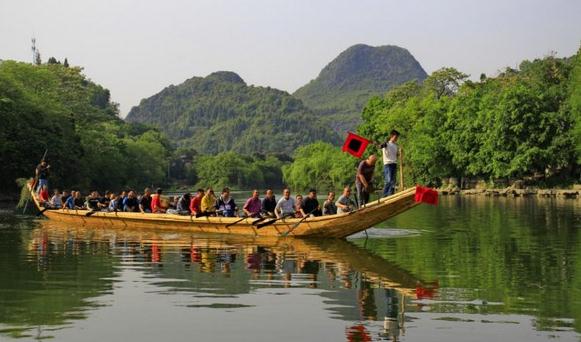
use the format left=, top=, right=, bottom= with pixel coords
left=30, top=184, right=420, bottom=238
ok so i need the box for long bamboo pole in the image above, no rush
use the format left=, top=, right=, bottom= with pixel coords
left=399, top=148, right=404, bottom=192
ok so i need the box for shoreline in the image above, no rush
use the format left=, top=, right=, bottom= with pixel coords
left=437, top=188, right=579, bottom=199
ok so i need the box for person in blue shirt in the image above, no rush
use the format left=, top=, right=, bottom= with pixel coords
left=65, top=190, right=76, bottom=209
left=216, top=187, right=237, bottom=217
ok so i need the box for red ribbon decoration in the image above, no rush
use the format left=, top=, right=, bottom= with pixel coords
left=415, top=185, right=439, bottom=205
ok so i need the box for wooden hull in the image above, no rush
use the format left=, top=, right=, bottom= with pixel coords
left=31, top=185, right=419, bottom=238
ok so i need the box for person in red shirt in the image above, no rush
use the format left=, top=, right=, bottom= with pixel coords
left=38, top=184, right=50, bottom=206
left=151, top=188, right=166, bottom=213
left=189, top=189, right=205, bottom=215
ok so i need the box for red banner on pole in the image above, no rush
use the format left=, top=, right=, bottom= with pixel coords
left=415, top=185, right=439, bottom=205
left=341, top=132, right=370, bottom=158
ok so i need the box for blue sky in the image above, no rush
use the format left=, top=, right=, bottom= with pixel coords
left=1, top=0, right=580, bottom=115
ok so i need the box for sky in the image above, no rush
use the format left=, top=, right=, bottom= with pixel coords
left=1, top=0, right=580, bottom=116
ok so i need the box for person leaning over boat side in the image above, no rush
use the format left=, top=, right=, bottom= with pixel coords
left=216, top=187, right=237, bottom=217
left=303, top=189, right=322, bottom=217
left=201, top=187, right=217, bottom=216
left=35, top=159, right=50, bottom=193
left=151, top=188, right=166, bottom=213
left=355, top=154, right=377, bottom=207
left=124, top=191, right=139, bottom=212
left=323, top=191, right=337, bottom=215
left=98, top=191, right=111, bottom=210
left=243, top=189, right=262, bottom=217
left=262, top=189, right=276, bottom=217
left=275, top=188, right=295, bottom=218
left=50, top=189, right=63, bottom=209
left=377, top=130, right=400, bottom=197
left=139, top=188, right=152, bottom=213
left=336, top=186, right=356, bottom=214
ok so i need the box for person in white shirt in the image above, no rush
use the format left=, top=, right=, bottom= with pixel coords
left=378, top=130, right=400, bottom=197
left=50, top=189, right=63, bottom=209
left=275, top=188, right=295, bottom=218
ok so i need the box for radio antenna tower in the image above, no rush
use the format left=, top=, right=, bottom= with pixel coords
left=31, top=37, right=41, bottom=65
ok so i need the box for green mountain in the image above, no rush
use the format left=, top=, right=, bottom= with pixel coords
left=125, top=71, right=340, bottom=155
left=293, top=44, right=428, bottom=132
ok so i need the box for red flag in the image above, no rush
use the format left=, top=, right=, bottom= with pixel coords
left=342, top=132, right=370, bottom=158
left=415, top=185, right=439, bottom=205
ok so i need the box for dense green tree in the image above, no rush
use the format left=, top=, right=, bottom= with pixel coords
left=282, top=142, right=357, bottom=192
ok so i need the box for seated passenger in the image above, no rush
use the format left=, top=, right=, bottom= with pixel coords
left=38, top=184, right=50, bottom=206
left=117, top=191, right=127, bottom=211
left=189, top=189, right=205, bottom=216
left=151, top=188, right=166, bottom=213
left=200, top=187, right=217, bottom=216
left=65, top=191, right=76, bottom=209
left=274, top=188, right=295, bottom=219
left=123, top=191, right=139, bottom=212
left=139, top=188, right=152, bottom=213
left=295, top=194, right=305, bottom=218
left=73, top=191, right=85, bottom=209
left=108, top=193, right=118, bottom=211
left=302, top=189, right=322, bottom=217
left=86, top=191, right=101, bottom=211
left=50, top=189, right=63, bottom=209
left=61, top=190, right=71, bottom=207
left=216, top=187, right=237, bottom=217
left=336, top=186, right=356, bottom=214
left=261, top=189, right=276, bottom=217
left=98, top=191, right=111, bottom=210
left=169, top=192, right=190, bottom=215
left=322, top=191, right=337, bottom=215
left=243, top=190, right=262, bottom=217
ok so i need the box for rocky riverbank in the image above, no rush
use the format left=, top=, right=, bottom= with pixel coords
left=438, top=187, right=580, bottom=199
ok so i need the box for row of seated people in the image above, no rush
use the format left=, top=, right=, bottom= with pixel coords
left=38, top=184, right=358, bottom=218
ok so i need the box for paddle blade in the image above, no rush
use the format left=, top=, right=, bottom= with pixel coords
left=256, top=219, right=277, bottom=229
left=415, top=185, right=439, bottom=206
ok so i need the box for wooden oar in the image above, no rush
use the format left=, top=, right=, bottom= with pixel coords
left=85, top=209, right=100, bottom=217
left=225, top=216, right=248, bottom=228
left=280, top=209, right=317, bottom=237
left=256, top=213, right=293, bottom=229
left=36, top=207, right=51, bottom=216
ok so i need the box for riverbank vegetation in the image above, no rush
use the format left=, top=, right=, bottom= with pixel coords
left=285, top=50, right=581, bottom=189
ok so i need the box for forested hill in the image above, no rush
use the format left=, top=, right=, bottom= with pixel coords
left=125, top=71, right=340, bottom=155
left=293, top=44, right=428, bottom=132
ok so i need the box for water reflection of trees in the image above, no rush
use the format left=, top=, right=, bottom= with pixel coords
left=358, top=196, right=581, bottom=333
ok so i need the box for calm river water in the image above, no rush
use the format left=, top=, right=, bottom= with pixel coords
left=0, top=196, right=579, bottom=342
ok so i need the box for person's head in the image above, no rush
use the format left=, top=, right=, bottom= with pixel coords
left=327, top=191, right=335, bottom=201
left=128, top=190, right=136, bottom=198
left=206, top=187, right=213, bottom=196
left=366, top=154, right=377, bottom=166
left=221, top=187, right=230, bottom=197
left=53, top=189, right=60, bottom=195
left=183, top=192, right=191, bottom=200
left=296, top=194, right=303, bottom=202
left=144, top=188, right=151, bottom=196
left=40, top=160, right=47, bottom=167
left=74, top=191, right=81, bottom=199
left=156, top=188, right=163, bottom=195
left=109, top=192, right=116, bottom=199
left=343, top=186, right=351, bottom=197
left=197, top=188, right=205, bottom=197
left=389, top=129, right=400, bottom=143
left=251, top=189, right=259, bottom=199
left=63, top=190, right=69, bottom=197
left=308, top=189, right=317, bottom=199
left=104, top=190, right=111, bottom=197
left=282, top=188, right=290, bottom=199
left=120, top=191, right=127, bottom=197
left=265, top=189, right=274, bottom=198
left=41, top=184, right=48, bottom=191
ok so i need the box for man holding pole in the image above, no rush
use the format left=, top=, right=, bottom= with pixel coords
left=378, top=130, right=401, bottom=197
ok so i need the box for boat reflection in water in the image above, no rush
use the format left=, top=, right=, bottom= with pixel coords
left=22, top=220, right=427, bottom=341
